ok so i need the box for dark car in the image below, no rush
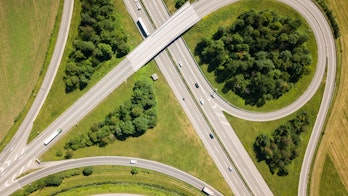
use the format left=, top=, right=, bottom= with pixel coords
left=195, top=83, right=199, bottom=88
left=209, top=133, right=214, bottom=139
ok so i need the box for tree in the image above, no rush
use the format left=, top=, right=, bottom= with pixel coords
left=45, top=175, right=63, bottom=186
left=83, top=167, right=93, bottom=176
left=133, top=117, right=149, bottom=135
left=65, top=149, right=73, bottom=159
left=131, top=167, right=138, bottom=175
left=175, top=0, right=187, bottom=9
left=96, top=43, right=113, bottom=61
left=120, top=121, right=135, bottom=135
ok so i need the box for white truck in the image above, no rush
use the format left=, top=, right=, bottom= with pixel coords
left=137, top=17, right=150, bottom=37
left=202, top=186, right=214, bottom=196
left=44, top=129, right=62, bottom=146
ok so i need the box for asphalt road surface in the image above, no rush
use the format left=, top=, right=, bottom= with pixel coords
left=1, top=156, right=222, bottom=196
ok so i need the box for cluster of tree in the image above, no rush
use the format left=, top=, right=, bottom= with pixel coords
left=315, top=0, right=340, bottom=39
left=64, top=79, right=157, bottom=150
left=64, top=0, right=130, bottom=92
left=16, top=170, right=81, bottom=196
left=253, top=112, right=310, bottom=176
left=196, top=10, right=313, bottom=106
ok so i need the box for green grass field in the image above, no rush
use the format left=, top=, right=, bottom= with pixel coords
left=0, top=0, right=61, bottom=143
left=13, top=166, right=204, bottom=196
left=319, top=155, right=347, bottom=195
left=29, top=0, right=143, bottom=142
left=41, top=61, right=231, bottom=195
left=184, top=0, right=318, bottom=112
left=225, top=80, right=325, bottom=195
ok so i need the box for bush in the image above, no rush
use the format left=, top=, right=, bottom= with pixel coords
left=64, top=149, right=73, bottom=159
left=131, top=167, right=138, bottom=175
left=45, top=175, right=63, bottom=186
left=82, top=167, right=93, bottom=176
left=56, top=149, right=63, bottom=157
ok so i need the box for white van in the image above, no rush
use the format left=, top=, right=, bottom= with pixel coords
left=130, top=159, right=137, bottom=164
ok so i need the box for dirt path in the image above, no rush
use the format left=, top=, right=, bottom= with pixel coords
left=310, top=0, right=348, bottom=194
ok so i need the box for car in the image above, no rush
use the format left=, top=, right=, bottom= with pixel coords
left=130, top=160, right=137, bottom=164
left=195, top=83, right=199, bottom=88
left=178, top=61, right=183, bottom=67
left=199, top=99, right=204, bottom=105
left=209, top=133, right=214, bottom=139
left=135, top=0, right=142, bottom=10
left=228, top=166, right=233, bottom=172
left=211, top=93, right=216, bottom=98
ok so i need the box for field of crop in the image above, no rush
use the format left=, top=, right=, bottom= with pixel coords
left=0, top=0, right=60, bottom=142
left=310, top=0, right=348, bottom=194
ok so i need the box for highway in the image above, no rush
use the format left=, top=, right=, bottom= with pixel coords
left=1, top=156, right=222, bottom=196
left=0, top=0, right=336, bottom=195
left=134, top=0, right=271, bottom=195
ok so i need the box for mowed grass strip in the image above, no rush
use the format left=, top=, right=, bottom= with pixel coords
left=0, top=0, right=60, bottom=142
left=29, top=0, right=143, bottom=142
left=225, top=80, right=325, bottom=195
left=13, top=166, right=203, bottom=196
left=319, top=155, right=347, bottom=195
left=183, top=0, right=317, bottom=112
left=41, top=61, right=231, bottom=195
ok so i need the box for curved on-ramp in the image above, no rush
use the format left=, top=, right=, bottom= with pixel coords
left=2, top=156, right=222, bottom=196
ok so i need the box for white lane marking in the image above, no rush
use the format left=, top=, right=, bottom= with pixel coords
left=0, top=167, right=3, bottom=173
left=10, top=147, right=14, bottom=152
left=22, top=148, right=25, bottom=154
left=14, top=154, right=17, bottom=161
left=5, top=180, right=10, bottom=187
left=20, top=166, right=24, bottom=175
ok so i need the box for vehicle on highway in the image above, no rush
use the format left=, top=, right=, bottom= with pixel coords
left=134, top=0, right=142, bottom=10
left=130, top=159, right=137, bottom=164
left=228, top=166, right=233, bottom=172
left=44, top=129, right=62, bottom=146
left=209, top=133, right=214, bottom=139
left=211, top=93, right=215, bottom=98
left=178, top=61, right=183, bottom=67
left=202, top=186, right=214, bottom=195
left=199, top=99, right=204, bottom=105
left=195, top=82, right=199, bottom=88
left=137, top=17, right=150, bottom=37
left=35, top=159, right=41, bottom=164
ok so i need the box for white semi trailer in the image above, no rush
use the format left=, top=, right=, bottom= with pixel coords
left=44, top=129, right=62, bottom=146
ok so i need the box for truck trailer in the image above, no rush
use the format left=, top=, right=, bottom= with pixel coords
left=44, top=129, right=62, bottom=146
